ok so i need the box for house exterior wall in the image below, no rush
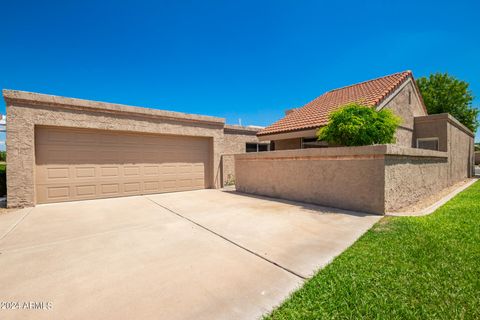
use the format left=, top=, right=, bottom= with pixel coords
left=222, top=125, right=260, bottom=153
left=413, top=116, right=448, bottom=151
left=381, top=80, right=427, bottom=147
left=4, top=90, right=230, bottom=208
left=446, top=118, right=475, bottom=181
left=475, top=152, right=480, bottom=165
left=414, top=113, right=475, bottom=180
left=221, top=125, right=262, bottom=186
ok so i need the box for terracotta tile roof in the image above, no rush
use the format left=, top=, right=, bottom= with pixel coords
left=258, top=71, right=414, bottom=136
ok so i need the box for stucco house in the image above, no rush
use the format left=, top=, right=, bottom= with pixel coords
left=2, top=70, right=475, bottom=212
left=235, top=70, right=475, bottom=214
left=257, top=71, right=429, bottom=150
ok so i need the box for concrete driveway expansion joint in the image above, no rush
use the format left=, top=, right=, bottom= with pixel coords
left=144, top=195, right=307, bottom=280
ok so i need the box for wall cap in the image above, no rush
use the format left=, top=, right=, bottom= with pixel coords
left=224, top=124, right=261, bottom=135
left=234, top=144, right=448, bottom=160
left=3, top=89, right=225, bottom=126
left=414, top=113, right=474, bottom=137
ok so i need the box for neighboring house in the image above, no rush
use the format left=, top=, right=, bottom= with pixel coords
left=2, top=90, right=267, bottom=207
left=257, top=71, right=427, bottom=149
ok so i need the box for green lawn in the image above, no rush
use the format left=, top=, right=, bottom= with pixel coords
left=267, top=181, right=480, bottom=320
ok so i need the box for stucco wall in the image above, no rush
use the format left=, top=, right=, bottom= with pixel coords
left=384, top=155, right=449, bottom=211
left=394, top=127, right=414, bottom=147
left=4, top=90, right=225, bottom=208
left=447, top=121, right=474, bottom=182
left=235, top=145, right=452, bottom=214
left=237, top=113, right=474, bottom=214
left=222, top=125, right=260, bottom=154
left=381, top=80, right=427, bottom=147
left=415, top=113, right=475, bottom=180
left=413, top=116, right=449, bottom=151
left=221, top=125, right=262, bottom=186
left=235, top=146, right=387, bottom=214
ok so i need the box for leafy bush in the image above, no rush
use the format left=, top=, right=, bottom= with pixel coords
left=225, top=174, right=235, bottom=186
left=0, top=151, right=5, bottom=162
left=317, top=103, right=401, bottom=146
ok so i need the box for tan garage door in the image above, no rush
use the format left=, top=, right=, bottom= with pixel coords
left=35, top=126, right=211, bottom=204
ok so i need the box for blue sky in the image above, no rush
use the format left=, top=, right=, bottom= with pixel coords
left=1, top=0, right=479, bottom=149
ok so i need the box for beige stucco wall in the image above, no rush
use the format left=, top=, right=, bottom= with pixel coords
left=222, top=125, right=260, bottom=154
left=414, top=113, right=475, bottom=180
left=394, top=127, right=414, bottom=147
left=384, top=155, right=449, bottom=211
left=447, top=119, right=474, bottom=182
left=413, top=116, right=448, bottom=151
left=380, top=79, right=427, bottom=147
left=235, top=146, right=388, bottom=214
left=236, top=113, right=474, bottom=214
left=4, top=90, right=226, bottom=208
left=221, top=125, right=262, bottom=186
left=235, top=145, right=455, bottom=214
left=384, top=114, right=474, bottom=211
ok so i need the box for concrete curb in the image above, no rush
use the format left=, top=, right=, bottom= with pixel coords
left=386, top=178, right=478, bottom=217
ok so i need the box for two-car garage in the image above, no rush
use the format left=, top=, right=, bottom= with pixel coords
left=5, top=89, right=223, bottom=208
left=35, top=126, right=212, bottom=204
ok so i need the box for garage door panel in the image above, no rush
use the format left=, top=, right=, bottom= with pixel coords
left=100, top=166, right=120, bottom=178
left=144, top=181, right=161, bottom=192
left=124, top=182, right=141, bottom=193
left=144, top=166, right=160, bottom=176
left=76, top=184, right=97, bottom=197
left=35, top=127, right=210, bottom=204
left=75, top=167, right=96, bottom=179
left=124, top=166, right=141, bottom=177
left=100, top=183, right=120, bottom=195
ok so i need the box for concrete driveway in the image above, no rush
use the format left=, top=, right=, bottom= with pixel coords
left=0, top=190, right=380, bottom=320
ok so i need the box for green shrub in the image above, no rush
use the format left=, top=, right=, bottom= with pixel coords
left=317, top=103, right=401, bottom=146
left=225, top=174, right=235, bottom=186
left=0, top=151, right=5, bottom=162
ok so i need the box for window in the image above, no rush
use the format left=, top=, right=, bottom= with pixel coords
left=301, top=137, right=329, bottom=149
left=416, top=137, right=439, bottom=151
left=246, top=143, right=270, bottom=152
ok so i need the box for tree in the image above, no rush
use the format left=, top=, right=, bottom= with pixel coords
left=317, top=103, right=401, bottom=146
left=417, top=73, right=479, bottom=132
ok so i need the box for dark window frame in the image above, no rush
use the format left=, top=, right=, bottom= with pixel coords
left=246, top=142, right=270, bottom=152
left=416, top=137, right=439, bottom=151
